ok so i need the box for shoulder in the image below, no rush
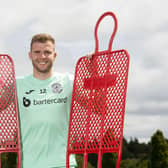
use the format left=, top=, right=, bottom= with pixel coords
left=16, top=74, right=32, bottom=86
left=16, top=74, right=32, bottom=81
left=53, top=72, right=74, bottom=91
left=53, top=72, right=74, bottom=84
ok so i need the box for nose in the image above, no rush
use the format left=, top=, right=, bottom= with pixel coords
left=39, top=52, right=46, bottom=58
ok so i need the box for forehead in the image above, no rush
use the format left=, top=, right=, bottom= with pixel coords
left=31, top=41, right=55, bottom=50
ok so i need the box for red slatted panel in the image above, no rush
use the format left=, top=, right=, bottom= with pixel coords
left=0, top=55, right=21, bottom=168
left=67, top=12, right=130, bottom=168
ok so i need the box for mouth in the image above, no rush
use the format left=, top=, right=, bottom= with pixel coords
left=37, top=60, right=48, bottom=65
left=39, top=62, right=47, bottom=65
left=33, top=59, right=52, bottom=73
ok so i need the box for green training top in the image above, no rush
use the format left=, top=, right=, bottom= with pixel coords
left=16, top=73, right=76, bottom=168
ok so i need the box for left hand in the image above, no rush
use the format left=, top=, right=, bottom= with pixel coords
left=85, top=53, right=94, bottom=59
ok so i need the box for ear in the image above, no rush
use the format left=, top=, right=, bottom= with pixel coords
left=54, top=52, right=57, bottom=59
left=29, top=51, right=32, bottom=60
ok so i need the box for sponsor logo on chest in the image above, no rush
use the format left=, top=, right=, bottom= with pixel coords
left=22, top=82, right=66, bottom=107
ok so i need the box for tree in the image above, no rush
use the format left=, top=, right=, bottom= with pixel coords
left=75, top=154, right=94, bottom=168
left=102, top=153, right=117, bottom=168
left=151, top=130, right=168, bottom=168
left=1, top=152, right=17, bottom=168
left=120, top=159, right=148, bottom=168
left=122, top=137, right=134, bottom=159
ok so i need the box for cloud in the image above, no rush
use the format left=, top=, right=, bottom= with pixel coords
left=142, top=31, right=168, bottom=70
left=124, top=114, right=167, bottom=143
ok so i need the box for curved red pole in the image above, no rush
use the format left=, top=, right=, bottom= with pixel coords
left=94, top=11, right=118, bottom=54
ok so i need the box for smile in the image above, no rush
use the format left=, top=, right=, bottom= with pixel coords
left=38, top=61, right=48, bottom=65
left=39, top=62, right=47, bottom=65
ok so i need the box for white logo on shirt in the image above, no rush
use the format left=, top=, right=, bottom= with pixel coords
left=51, top=83, right=63, bottom=94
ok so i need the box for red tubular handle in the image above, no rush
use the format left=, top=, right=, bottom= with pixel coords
left=94, top=11, right=118, bottom=53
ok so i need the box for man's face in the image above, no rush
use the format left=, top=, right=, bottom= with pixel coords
left=29, top=41, right=56, bottom=74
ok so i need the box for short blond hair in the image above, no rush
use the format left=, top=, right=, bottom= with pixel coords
left=30, top=33, right=55, bottom=50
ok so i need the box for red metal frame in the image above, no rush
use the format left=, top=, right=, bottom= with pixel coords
left=0, top=55, right=21, bottom=167
left=67, top=11, right=130, bottom=168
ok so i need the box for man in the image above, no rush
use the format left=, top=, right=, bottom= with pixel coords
left=16, top=33, right=77, bottom=168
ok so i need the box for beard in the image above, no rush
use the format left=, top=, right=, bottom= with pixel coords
left=32, top=59, right=53, bottom=73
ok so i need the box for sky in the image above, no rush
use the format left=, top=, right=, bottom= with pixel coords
left=0, top=0, right=168, bottom=143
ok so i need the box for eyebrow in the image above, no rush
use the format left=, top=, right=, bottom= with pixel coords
left=33, top=50, right=41, bottom=53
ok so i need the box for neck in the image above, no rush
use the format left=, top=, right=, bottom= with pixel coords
left=33, top=69, right=53, bottom=80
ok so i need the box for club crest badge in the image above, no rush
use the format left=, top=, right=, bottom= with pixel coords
left=51, top=83, right=63, bottom=94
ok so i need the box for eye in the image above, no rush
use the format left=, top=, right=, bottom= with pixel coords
left=45, top=50, right=52, bottom=55
left=34, top=50, right=40, bottom=54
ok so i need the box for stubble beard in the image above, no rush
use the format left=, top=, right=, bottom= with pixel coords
left=32, top=59, right=53, bottom=73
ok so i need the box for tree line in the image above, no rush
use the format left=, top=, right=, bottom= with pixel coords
left=1, top=129, right=168, bottom=168
left=76, top=129, right=168, bottom=168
